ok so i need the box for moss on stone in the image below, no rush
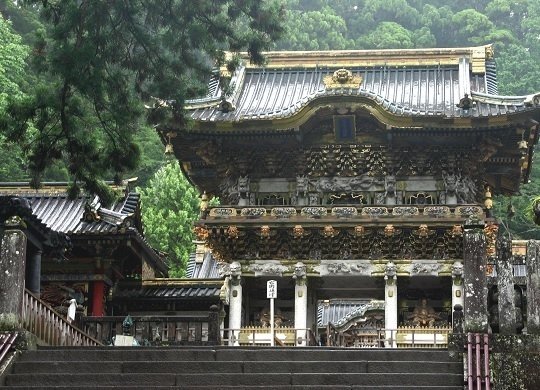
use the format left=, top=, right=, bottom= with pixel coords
left=491, top=335, right=540, bottom=390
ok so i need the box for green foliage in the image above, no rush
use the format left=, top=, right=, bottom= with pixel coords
left=276, top=7, right=353, bottom=50
left=0, top=16, right=28, bottom=113
left=139, top=161, right=200, bottom=277
left=126, top=125, right=167, bottom=188
left=493, top=152, right=540, bottom=239
left=1, top=1, right=285, bottom=201
left=451, top=9, right=495, bottom=45
left=0, top=313, right=19, bottom=331
left=364, top=22, right=414, bottom=49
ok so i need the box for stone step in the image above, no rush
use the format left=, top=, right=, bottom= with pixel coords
left=19, top=347, right=455, bottom=363
left=1, top=386, right=464, bottom=390
left=5, top=372, right=463, bottom=387
left=12, top=359, right=462, bottom=374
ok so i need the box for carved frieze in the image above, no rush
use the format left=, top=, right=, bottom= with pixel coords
left=300, top=207, right=327, bottom=218
left=249, top=262, right=289, bottom=276
left=319, top=261, right=371, bottom=275
left=361, top=207, right=389, bottom=217
left=424, top=206, right=451, bottom=217
left=455, top=206, right=483, bottom=217
left=194, top=226, right=209, bottom=240
left=392, top=206, right=419, bottom=216
left=410, top=261, right=441, bottom=275
left=331, top=207, right=358, bottom=218
left=311, top=175, right=379, bottom=193
left=240, top=208, right=266, bottom=218
left=271, top=207, right=296, bottom=218
left=203, top=223, right=465, bottom=262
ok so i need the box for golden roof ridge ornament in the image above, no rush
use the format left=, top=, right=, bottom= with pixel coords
left=323, top=68, right=362, bottom=89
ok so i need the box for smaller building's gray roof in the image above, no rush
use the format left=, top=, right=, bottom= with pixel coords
left=0, top=186, right=167, bottom=275
left=25, top=193, right=138, bottom=235
left=318, top=299, right=381, bottom=327
left=114, top=284, right=221, bottom=300
left=186, top=252, right=221, bottom=279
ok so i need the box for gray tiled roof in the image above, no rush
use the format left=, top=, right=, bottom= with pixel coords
left=25, top=194, right=138, bottom=234
left=186, top=252, right=221, bottom=279
left=317, top=299, right=377, bottom=327
left=114, top=285, right=221, bottom=300
left=186, top=54, right=538, bottom=122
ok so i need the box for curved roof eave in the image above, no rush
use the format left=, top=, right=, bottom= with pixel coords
left=183, top=93, right=540, bottom=133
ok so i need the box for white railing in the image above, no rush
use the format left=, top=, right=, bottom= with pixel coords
left=328, top=325, right=452, bottom=348
left=222, top=327, right=316, bottom=346
left=22, top=289, right=102, bottom=347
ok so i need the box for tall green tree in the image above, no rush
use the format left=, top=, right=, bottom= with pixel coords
left=363, top=22, right=414, bottom=49
left=139, top=161, right=200, bottom=277
left=275, top=7, right=353, bottom=50
left=0, top=16, right=30, bottom=181
left=2, top=1, right=284, bottom=203
left=0, top=16, right=28, bottom=113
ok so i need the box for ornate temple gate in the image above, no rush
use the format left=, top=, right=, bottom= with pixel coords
left=157, top=45, right=540, bottom=349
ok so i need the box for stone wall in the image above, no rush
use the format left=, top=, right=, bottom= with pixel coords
left=490, top=334, right=540, bottom=390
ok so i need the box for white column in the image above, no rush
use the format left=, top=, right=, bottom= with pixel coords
left=451, top=261, right=464, bottom=323
left=228, top=262, right=242, bottom=345
left=294, top=261, right=308, bottom=346
left=384, top=261, right=398, bottom=348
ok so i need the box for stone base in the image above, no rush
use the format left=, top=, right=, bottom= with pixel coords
left=490, top=334, right=540, bottom=390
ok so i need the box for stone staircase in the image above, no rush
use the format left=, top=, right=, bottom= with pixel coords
left=3, top=346, right=463, bottom=389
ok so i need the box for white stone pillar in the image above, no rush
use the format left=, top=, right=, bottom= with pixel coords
left=384, top=261, right=398, bottom=347
left=293, top=262, right=308, bottom=346
left=228, top=261, right=242, bottom=345
left=451, top=261, right=464, bottom=323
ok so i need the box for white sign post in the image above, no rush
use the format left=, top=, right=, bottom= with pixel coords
left=267, top=280, right=277, bottom=346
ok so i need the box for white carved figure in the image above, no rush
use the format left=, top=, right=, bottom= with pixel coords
left=237, top=176, right=250, bottom=206
left=293, top=262, right=307, bottom=279
left=443, top=172, right=458, bottom=205
left=451, top=261, right=464, bottom=278
left=296, top=176, right=309, bottom=197
left=456, top=176, right=478, bottom=203
left=384, top=175, right=397, bottom=205
left=67, top=298, right=77, bottom=323
left=384, top=175, right=396, bottom=197
left=384, top=261, right=397, bottom=280
left=308, top=193, right=319, bottom=205
left=230, top=261, right=242, bottom=279
left=237, top=176, right=250, bottom=193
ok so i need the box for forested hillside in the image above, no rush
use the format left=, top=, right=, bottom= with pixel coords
left=276, top=0, right=540, bottom=95
left=1, top=0, right=539, bottom=274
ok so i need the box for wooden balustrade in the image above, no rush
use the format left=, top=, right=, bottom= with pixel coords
left=396, top=325, right=452, bottom=348
left=82, top=309, right=221, bottom=346
left=325, top=325, right=452, bottom=348
left=223, top=327, right=316, bottom=346
left=22, top=289, right=102, bottom=347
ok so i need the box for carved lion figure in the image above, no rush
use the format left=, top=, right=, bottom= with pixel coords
left=230, top=261, right=242, bottom=279
left=293, top=262, right=307, bottom=279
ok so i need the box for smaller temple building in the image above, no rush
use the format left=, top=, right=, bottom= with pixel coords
left=0, top=180, right=167, bottom=321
